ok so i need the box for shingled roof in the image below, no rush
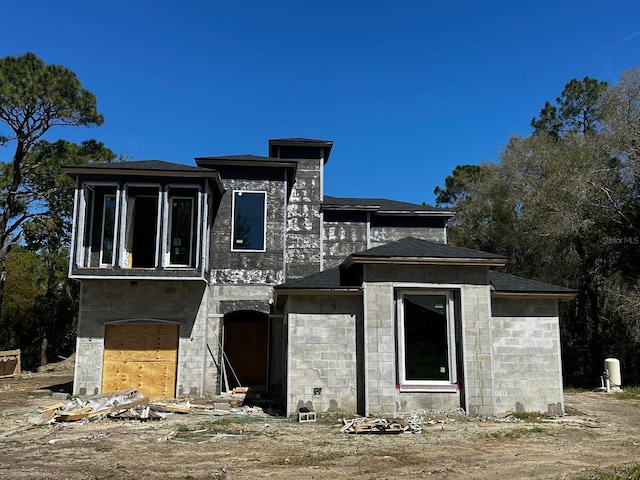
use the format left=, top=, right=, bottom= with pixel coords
left=323, top=195, right=453, bottom=216
left=64, top=159, right=215, bottom=173
left=344, top=237, right=507, bottom=267
left=489, top=271, right=575, bottom=296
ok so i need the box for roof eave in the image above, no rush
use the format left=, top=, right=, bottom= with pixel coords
left=344, top=256, right=507, bottom=268
left=195, top=157, right=298, bottom=169
left=491, top=291, right=576, bottom=299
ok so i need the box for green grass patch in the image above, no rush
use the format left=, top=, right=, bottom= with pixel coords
left=513, top=411, right=543, bottom=422
left=612, top=387, right=640, bottom=400
left=569, top=463, right=640, bottom=479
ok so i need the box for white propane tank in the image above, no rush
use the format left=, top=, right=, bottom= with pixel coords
left=604, top=358, right=622, bottom=392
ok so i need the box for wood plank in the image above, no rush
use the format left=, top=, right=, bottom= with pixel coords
left=102, top=324, right=178, bottom=399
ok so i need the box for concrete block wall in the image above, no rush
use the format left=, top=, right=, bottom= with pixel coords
left=363, top=264, right=493, bottom=415
left=363, top=282, right=397, bottom=415
left=460, top=285, right=495, bottom=415
left=490, top=297, right=564, bottom=414
left=285, top=295, right=361, bottom=416
left=74, top=280, right=208, bottom=397
left=205, top=284, right=274, bottom=395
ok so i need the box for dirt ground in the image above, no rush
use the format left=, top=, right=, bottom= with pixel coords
left=1, top=360, right=640, bottom=480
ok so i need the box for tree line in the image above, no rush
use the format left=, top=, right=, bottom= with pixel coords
left=0, top=52, right=115, bottom=370
left=2, top=51, right=640, bottom=386
left=434, top=70, right=640, bottom=387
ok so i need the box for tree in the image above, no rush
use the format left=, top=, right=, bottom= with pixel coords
left=531, top=77, right=609, bottom=137
left=433, top=164, right=486, bottom=207
left=0, top=52, right=104, bottom=259
left=0, top=52, right=104, bottom=325
left=442, top=74, right=640, bottom=386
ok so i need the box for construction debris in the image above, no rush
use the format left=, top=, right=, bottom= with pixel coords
left=29, top=388, right=260, bottom=425
left=340, top=416, right=423, bottom=434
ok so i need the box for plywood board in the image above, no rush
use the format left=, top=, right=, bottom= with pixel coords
left=102, top=324, right=179, bottom=399
left=0, top=349, right=21, bottom=377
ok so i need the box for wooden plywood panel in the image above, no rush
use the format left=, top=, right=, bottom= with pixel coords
left=224, top=317, right=268, bottom=392
left=102, top=324, right=178, bottom=399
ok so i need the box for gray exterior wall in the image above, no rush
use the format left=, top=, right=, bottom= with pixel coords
left=73, top=280, right=208, bottom=397
left=322, top=213, right=448, bottom=269
left=209, top=169, right=286, bottom=285
left=323, top=212, right=368, bottom=269
left=362, top=264, right=491, bottom=415
left=286, top=158, right=323, bottom=278
left=490, top=296, right=564, bottom=414
left=284, top=294, right=363, bottom=416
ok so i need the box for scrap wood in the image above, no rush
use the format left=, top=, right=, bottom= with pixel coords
left=341, top=416, right=419, bottom=434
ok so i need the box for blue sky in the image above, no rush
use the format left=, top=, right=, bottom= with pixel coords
left=1, top=1, right=639, bottom=204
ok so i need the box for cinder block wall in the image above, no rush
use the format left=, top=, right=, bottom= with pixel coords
left=74, top=280, right=208, bottom=397
left=363, top=264, right=493, bottom=415
left=285, top=294, right=362, bottom=416
left=490, top=297, right=564, bottom=414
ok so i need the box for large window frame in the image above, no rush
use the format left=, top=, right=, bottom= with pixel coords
left=231, top=190, right=267, bottom=252
left=74, top=181, right=204, bottom=272
left=168, top=195, right=195, bottom=266
left=396, top=289, right=458, bottom=392
left=99, top=194, right=117, bottom=266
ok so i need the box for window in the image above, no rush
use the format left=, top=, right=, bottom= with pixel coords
left=99, top=195, right=116, bottom=265
left=123, top=190, right=160, bottom=268
left=232, top=191, right=266, bottom=251
left=397, top=290, right=457, bottom=389
left=169, top=197, right=194, bottom=266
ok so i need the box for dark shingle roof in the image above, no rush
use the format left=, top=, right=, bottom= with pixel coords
left=323, top=195, right=453, bottom=215
left=489, top=271, right=576, bottom=295
left=348, top=237, right=507, bottom=263
left=269, top=137, right=333, bottom=145
left=66, top=160, right=212, bottom=172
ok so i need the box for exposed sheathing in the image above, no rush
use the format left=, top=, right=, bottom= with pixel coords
left=74, top=280, right=207, bottom=397
left=490, top=297, right=564, bottom=414
left=323, top=211, right=368, bottom=269
left=286, top=158, right=322, bottom=279
left=323, top=213, right=449, bottom=269
left=209, top=168, right=286, bottom=285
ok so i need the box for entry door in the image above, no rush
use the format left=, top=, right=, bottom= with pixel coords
left=102, top=324, right=179, bottom=398
left=223, top=312, right=268, bottom=392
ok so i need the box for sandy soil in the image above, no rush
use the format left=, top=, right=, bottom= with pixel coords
left=1, top=361, right=640, bottom=480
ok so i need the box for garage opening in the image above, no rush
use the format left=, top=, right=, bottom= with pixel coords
left=102, top=323, right=179, bottom=398
left=223, top=311, right=268, bottom=393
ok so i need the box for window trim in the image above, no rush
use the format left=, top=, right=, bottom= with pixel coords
left=167, top=195, right=195, bottom=267
left=396, top=289, right=458, bottom=392
left=99, top=194, right=117, bottom=266
left=231, top=190, right=267, bottom=252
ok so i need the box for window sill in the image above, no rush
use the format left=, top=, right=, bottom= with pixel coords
left=398, top=384, right=459, bottom=393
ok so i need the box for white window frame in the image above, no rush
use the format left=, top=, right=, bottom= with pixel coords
left=231, top=190, right=267, bottom=252
left=99, top=194, right=118, bottom=266
left=396, top=289, right=457, bottom=392
left=167, top=195, right=195, bottom=267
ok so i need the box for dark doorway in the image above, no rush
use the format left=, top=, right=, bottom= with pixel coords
left=223, top=310, right=269, bottom=393
left=130, top=196, right=158, bottom=268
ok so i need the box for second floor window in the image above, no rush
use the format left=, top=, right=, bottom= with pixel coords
left=232, top=191, right=266, bottom=251
left=169, top=197, right=195, bottom=265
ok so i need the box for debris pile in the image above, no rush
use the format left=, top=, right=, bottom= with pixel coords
left=340, top=416, right=423, bottom=434
left=30, top=388, right=260, bottom=425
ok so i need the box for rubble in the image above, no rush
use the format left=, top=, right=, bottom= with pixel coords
left=28, top=388, right=263, bottom=425
left=340, top=416, right=422, bottom=434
